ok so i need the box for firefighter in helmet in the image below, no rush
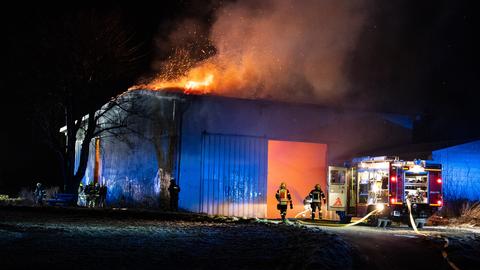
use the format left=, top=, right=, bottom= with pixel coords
left=309, top=184, right=326, bottom=220
left=168, top=178, right=180, bottom=211
left=275, top=182, right=293, bottom=222
left=34, top=182, right=46, bottom=206
left=77, top=183, right=86, bottom=207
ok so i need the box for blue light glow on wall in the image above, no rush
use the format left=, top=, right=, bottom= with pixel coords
left=199, top=133, right=268, bottom=217
left=78, top=90, right=414, bottom=214
left=433, top=140, right=480, bottom=200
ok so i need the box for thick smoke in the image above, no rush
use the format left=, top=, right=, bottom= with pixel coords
left=152, top=0, right=370, bottom=104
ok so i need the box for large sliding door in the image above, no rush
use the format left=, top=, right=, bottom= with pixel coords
left=200, top=133, right=268, bottom=218
left=267, top=140, right=327, bottom=218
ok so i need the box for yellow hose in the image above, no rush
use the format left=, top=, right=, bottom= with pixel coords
left=405, top=198, right=460, bottom=270
left=297, top=208, right=380, bottom=227
left=296, top=202, right=460, bottom=270
left=405, top=198, right=428, bottom=236
left=294, top=207, right=312, bottom=219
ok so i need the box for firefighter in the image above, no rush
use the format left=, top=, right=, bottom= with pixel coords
left=275, top=182, right=293, bottom=222
left=77, top=183, right=86, bottom=207
left=98, top=184, right=107, bottom=208
left=309, top=184, right=326, bottom=220
left=85, top=183, right=98, bottom=208
left=168, top=178, right=180, bottom=211
left=92, top=183, right=100, bottom=207
left=33, top=182, right=46, bottom=206
left=84, top=183, right=92, bottom=207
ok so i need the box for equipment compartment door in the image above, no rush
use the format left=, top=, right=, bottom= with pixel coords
left=327, top=166, right=348, bottom=211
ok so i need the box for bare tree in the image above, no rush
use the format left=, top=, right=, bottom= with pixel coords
left=33, top=10, right=146, bottom=194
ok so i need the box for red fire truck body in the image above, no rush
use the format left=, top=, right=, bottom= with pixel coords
left=327, top=156, right=442, bottom=226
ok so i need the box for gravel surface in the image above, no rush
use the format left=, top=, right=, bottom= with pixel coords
left=0, top=207, right=360, bottom=270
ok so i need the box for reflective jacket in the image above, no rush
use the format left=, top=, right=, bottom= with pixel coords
left=168, top=184, right=180, bottom=197
left=309, top=188, right=325, bottom=203
left=276, top=188, right=292, bottom=205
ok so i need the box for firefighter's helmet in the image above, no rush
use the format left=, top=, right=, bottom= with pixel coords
left=280, top=182, right=286, bottom=189
left=315, top=184, right=321, bottom=190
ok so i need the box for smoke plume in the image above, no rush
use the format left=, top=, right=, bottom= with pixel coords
left=148, top=0, right=371, bottom=104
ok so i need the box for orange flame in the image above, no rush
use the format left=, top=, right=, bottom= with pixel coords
left=129, top=63, right=220, bottom=95
left=184, top=74, right=214, bottom=93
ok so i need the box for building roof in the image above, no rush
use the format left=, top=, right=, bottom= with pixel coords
left=359, top=139, right=478, bottom=160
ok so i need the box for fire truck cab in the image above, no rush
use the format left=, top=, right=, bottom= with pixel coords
left=327, top=156, right=443, bottom=227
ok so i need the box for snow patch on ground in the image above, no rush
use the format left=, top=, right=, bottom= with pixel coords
left=440, top=227, right=480, bottom=269
left=0, top=207, right=361, bottom=269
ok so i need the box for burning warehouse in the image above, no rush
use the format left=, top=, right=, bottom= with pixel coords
left=59, top=0, right=423, bottom=219
left=71, top=88, right=413, bottom=218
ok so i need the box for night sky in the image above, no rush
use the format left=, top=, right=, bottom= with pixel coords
left=1, top=0, right=479, bottom=194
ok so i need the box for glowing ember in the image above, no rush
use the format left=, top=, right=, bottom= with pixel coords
left=129, top=62, right=220, bottom=95
left=185, top=74, right=214, bottom=93
left=128, top=1, right=368, bottom=101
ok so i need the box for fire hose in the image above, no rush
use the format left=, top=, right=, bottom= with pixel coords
left=295, top=199, right=431, bottom=230
left=294, top=206, right=312, bottom=219
left=295, top=205, right=381, bottom=227
left=295, top=202, right=460, bottom=270
left=405, top=198, right=460, bottom=270
left=405, top=197, right=428, bottom=236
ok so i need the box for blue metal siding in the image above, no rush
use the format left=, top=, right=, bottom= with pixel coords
left=96, top=134, right=160, bottom=206
left=432, top=140, right=480, bottom=200
left=178, top=94, right=412, bottom=216
left=200, top=133, right=267, bottom=217
left=84, top=91, right=414, bottom=212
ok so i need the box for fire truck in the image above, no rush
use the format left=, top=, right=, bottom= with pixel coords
left=327, top=156, right=443, bottom=227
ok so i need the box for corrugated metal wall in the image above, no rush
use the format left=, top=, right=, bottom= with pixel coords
left=200, top=133, right=268, bottom=218
left=433, top=140, right=480, bottom=200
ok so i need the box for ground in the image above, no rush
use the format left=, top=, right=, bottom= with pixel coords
left=0, top=207, right=479, bottom=270
left=0, top=207, right=359, bottom=270
left=307, top=222, right=480, bottom=270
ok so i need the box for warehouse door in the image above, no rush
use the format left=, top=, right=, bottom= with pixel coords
left=200, top=134, right=268, bottom=218
left=267, top=140, right=327, bottom=218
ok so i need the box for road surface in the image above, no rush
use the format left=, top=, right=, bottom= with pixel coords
left=300, top=220, right=479, bottom=270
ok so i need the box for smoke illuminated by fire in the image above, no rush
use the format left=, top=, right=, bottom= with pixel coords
left=130, top=0, right=370, bottom=102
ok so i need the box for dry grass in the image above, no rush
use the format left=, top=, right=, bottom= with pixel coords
left=440, top=199, right=471, bottom=218
left=45, top=186, right=60, bottom=199
left=0, top=186, right=61, bottom=206
left=18, top=188, right=35, bottom=205
left=450, top=201, right=480, bottom=226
